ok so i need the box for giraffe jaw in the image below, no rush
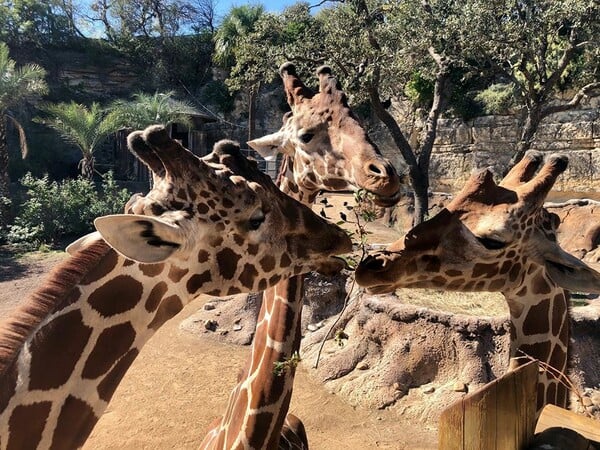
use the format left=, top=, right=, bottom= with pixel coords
left=370, top=189, right=403, bottom=207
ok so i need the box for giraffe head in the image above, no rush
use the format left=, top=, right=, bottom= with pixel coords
left=356, top=151, right=600, bottom=296
left=91, top=125, right=352, bottom=296
left=248, top=63, right=402, bottom=206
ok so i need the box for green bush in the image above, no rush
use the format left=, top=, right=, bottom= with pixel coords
left=475, top=83, right=516, bottom=115
left=7, top=172, right=131, bottom=250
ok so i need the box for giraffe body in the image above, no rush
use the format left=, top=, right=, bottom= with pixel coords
left=0, top=125, right=352, bottom=449
left=201, top=63, right=402, bottom=449
left=356, top=151, right=600, bottom=413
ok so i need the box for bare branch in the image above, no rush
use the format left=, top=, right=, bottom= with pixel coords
left=541, top=82, right=600, bottom=117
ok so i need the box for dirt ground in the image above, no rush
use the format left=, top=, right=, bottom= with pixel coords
left=0, top=249, right=438, bottom=449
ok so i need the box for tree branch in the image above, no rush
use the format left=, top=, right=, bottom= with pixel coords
left=541, top=82, right=600, bottom=117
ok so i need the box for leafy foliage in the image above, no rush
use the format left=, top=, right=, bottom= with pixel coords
left=0, top=42, right=47, bottom=112
left=105, top=91, right=199, bottom=130
left=475, top=83, right=516, bottom=115
left=7, top=171, right=131, bottom=249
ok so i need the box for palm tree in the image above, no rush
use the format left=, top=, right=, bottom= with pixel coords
left=35, top=102, right=112, bottom=179
left=0, top=42, right=47, bottom=229
left=214, top=5, right=264, bottom=141
left=104, top=91, right=199, bottom=130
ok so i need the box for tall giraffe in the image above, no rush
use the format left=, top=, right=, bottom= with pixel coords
left=200, top=63, right=402, bottom=449
left=0, top=125, right=352, bottom=450
left=355, top=151, right=600, bottom=413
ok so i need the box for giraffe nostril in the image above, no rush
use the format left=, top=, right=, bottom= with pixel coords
left=368, top=163, right=383, bottom=175
left=360, top=254, right=386, bottom=272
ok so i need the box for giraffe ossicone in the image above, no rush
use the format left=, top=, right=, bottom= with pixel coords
left=356, top=150, right=600, bottom=413
left=0, top=125, right=352, bottom=450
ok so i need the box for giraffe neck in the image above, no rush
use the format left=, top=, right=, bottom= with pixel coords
left=0, top=241, right=195, bottom=449
left=201, top=166, right=312, bottom=450
left=201, top=278, right=303, bottom=449
left=504, top=264, right=569, bottom=413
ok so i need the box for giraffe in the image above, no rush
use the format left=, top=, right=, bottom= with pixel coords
left=0, top=125, right=353, bottom=450
left=355, top=150, right=600, bottom=414
left=200, top=63, right=402, bottom=450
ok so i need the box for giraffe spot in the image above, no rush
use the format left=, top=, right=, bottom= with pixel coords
left=518, top=341, right=551, bottom=364
left=556, top=384, right=568, bottom=407
left=546, top=382, right=557, bottom=405
left=522, top=301, right=550, bottom=335
left=7, top=402, right=52, bottom=450
left=207, top=199, right=216, bottom=209
left=260, top=255, right=276, bottom=273
left=422, top=255, right=441, bottom=272
left=88, top=275, right=143, bottom=317
left=240, top=264, right=259, bottom=289
left=197, top=203, right=209, bottom=215
left=151, top=203, right=166, bottom=216
left=139, top=263, right=165, bottom=278
left=216, top=222, right=225, bottom=232
left=145, top=281, right=168, bottom=312
left=148, top=295, right=183, bottom=330
left=280, top=253, right=292, bottom=268
left=499, top=261, right=511, bottom=275
left=445, top=270, right=462, bottom=277
left=0, top=359, right=17, bottom=414
left=222, top=198, right=234, bottom=209
left=268, top=300, right=297, bottom=343
left=432, top=276, right=447, bottom=286
left=257, top=278, right=268, bottom=291
left=198, top=250, right=209, bottom=263
left=509, top=263, right=522, bottom=282
left=246, top=411, right=275, bottom=450
left=187, top=188, right=197, bottom=202
left=171, top=200, right=185, bottom=210
left=472, top=263, right=498, bottom=279
left=552, top=295, right=567, bottom=336
left=250, top=349, right=287, bottom=409
left=226, top=388, right=249, bottom=444
left=29, top=310, right=92, bottom=390
left=210, top=235, right=224, bottom=247
left=531, top=273, right=551, bottom=295
left=489, top=278, right=505, bottom=291
left=82, top=322, right=136, bottom=379
left=506, top=250, right=516, bottom=258
left=123, top=259, right=135, bottom=267
left=269, top=274, right=281, bottom=285
left=80, top=249, right=119, bottom=284
left=209, top=213, right=221, bottom=222
left=247, top=244, right=259, bottom=256
left=217, top=248, right=241, bottom=279
left=322, top=178, right=348, bottom=190
left=187, top=270, right=212, bottom=294
left=549, top=344, right=567, bottom=374
left=50, top=396, right=97, bottom=450
left=447, top=279, right=466, bottom=290
left=168, top=265, right=189, bottom=283
left=97, top=349, right=139, bottom=402
left=177, top=188, right=187, bottom=199
left=233, top=234, right=244, bottom=246
left=227, top=286, right=241, bottom=295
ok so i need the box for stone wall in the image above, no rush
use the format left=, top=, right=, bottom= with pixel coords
left=372, top=104, right=600, bottom=193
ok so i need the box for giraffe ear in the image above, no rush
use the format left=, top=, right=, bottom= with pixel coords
left=66, top=231, right=103, bottom=256
left=543, top=244, right=600, bottom=294
left=94, top=214, right=183, bottom=263
left=247, top=131, right=286, bottom=161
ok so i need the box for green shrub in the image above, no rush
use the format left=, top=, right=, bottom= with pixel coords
left=475, top=83, right=516, bottom=114
left=8, top=172, right=131, bottom=250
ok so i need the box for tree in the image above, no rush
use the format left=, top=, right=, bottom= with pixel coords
left=104, top=91, right=199, bottom=130
left=35, top=102, right=112, bottom=179
left=0, top=42, right=47, bottom=230
left=471, top=0, right=600, bottom=169
left=213, top=4, right=265, bottom=141
left=249, top=0, right=480, bottom=225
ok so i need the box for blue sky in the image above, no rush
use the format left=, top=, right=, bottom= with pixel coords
left=215, top=0, right=305, bottom=17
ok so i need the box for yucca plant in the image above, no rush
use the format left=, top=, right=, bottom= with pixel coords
left=35, top=102, right=114, bottom=179
left=0, top=42, right=48, bottom=229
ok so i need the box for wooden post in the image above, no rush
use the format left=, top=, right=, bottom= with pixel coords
left=438, top=361, right=539, bottom=450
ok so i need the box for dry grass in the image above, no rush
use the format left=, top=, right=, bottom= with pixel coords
left=395, top=288, right=509, bottom=317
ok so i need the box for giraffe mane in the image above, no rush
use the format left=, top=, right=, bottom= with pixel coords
left=0, top=240, right=111, bottom=376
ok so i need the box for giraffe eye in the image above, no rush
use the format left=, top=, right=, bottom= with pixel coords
left=477, top=237, right=506, bottom=250
left=299, top=132, right=314, bottom=143
left=248, top=210, right=265, bottom=230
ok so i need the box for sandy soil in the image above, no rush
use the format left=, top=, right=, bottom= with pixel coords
left=0, top=248, right=437, bottom=450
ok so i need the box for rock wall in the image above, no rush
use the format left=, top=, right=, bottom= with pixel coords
left=372, top=104, right=600, bottom=193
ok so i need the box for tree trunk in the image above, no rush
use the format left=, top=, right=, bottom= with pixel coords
left=0, top=116, right=11, bottom=231
left=507, top=105, right=542, bottom=172
left=79, top=154, right=95, bottom=180
left=248, top=82, right=260, bottom=142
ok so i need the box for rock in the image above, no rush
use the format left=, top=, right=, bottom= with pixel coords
left=307, top=324, right=319, bottom=332
left=233, top=324, right=242, bottom=331
left=356, top=361, right=370, bottom=370
left=422, top=386, right=435, bottom=394
left=204, top=320, right=218, bottom=332
left=204, top=303, right=216, bottom=311
left=452, top=382, right=468, bottom=393
left=582, top=396, right=593, bottom=407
